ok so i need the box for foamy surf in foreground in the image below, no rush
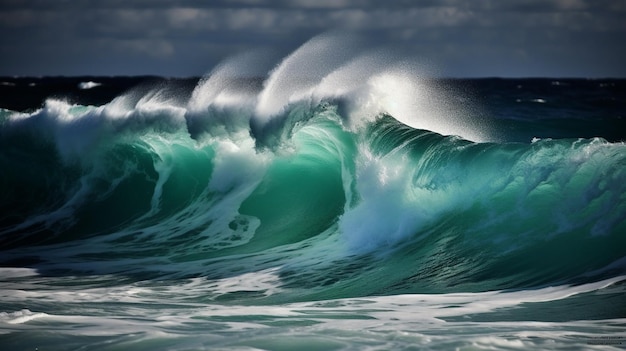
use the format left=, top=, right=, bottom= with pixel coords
left=1, top=274, right=625, bottom=350
left=1, top=34, right=625, bottom=350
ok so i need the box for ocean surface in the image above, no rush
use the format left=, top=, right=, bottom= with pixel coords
left=1, top=38, right=626, bottom=350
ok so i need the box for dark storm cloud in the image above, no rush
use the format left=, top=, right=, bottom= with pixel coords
left=1, top=0, right=624, bottom=76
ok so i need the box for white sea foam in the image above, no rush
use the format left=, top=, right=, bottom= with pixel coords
left=208, top=267, right=283, bottom=296
left=0, top=309, right=48, bottom=324
left=78, top=81, right=101, bottom=89
left=1, top=274, right=623, bottom=349
left=0, top=267, right=39, bottom=279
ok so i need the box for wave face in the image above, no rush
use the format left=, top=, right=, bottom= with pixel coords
left=1, top=35, right=626, bottom=350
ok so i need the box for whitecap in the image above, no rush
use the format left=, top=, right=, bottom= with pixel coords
left=78, top=81, right=102, bottom=90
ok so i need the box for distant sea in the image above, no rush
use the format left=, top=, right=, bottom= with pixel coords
left=1, top=50, right=626, bottom=350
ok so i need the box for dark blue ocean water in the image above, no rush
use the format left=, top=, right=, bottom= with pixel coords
left=1, top=42, right=626, bottom=350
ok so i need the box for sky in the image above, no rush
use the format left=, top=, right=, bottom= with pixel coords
left=0, top=0, right=625, bottom=77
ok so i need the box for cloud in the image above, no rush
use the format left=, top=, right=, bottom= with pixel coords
left=107, top=38, right=175, bottom=59
left=0, top=0, right=624, bottom=76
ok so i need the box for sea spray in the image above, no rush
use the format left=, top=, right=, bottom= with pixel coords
left=0, top=34, right=625, bottom=351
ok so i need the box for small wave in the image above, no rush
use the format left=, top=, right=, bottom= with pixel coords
left=0, top=267, right=39, bottom=278
left=516, top=98, right=547, bottom=103
left=1, top=309, right=48, bottom=324
left=78, top=81, right=102, bottom=89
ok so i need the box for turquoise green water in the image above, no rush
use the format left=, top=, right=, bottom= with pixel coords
left=1, top=47, right=626, bottom=349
